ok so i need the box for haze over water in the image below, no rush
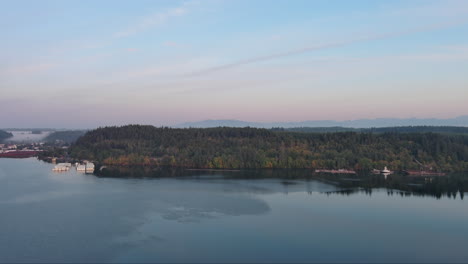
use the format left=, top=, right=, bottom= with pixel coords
left=1, top=158, right=467, bottom=263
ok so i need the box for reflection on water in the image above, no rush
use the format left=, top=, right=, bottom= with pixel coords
left=97, top=166, right=467, bottom=200
left=1, top=158, right=468, bottom=263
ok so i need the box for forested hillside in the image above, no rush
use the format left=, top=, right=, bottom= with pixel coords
left=70, top=125, right=468, bottom=171
left=0, top=130, right=13, bottom=142
left=44, top=130, right=87, bottom=144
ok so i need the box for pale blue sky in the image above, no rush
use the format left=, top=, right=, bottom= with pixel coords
left=1, top=0, right=468, bottom=128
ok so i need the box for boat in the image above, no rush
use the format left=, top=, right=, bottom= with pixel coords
left=76, top=164, right=86, bottom=172
left=85, top=162, right=95, bottom=173
left=52, top=163, right=72, bottom=172
left=52, top=165, right=70, bottom=171
left=76, top=162, right=95, bottom=173
left=381, top=166, right=390, bottom=174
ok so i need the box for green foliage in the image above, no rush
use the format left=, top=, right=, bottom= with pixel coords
left=37, top=147, right=67, bottom=160
left=0, top=130, right=13, bottom=142
left=70, top=125, right=468, bottom=171
left=44, top=130, right=87, bottom=144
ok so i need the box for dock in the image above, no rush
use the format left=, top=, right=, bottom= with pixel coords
left=52, top=163, right=72, bottom=172
left=404, top=170, right=446, bottom=176
left=315, top=169, right=356, bottom=174
left=76, top=162, right=95, bottom=173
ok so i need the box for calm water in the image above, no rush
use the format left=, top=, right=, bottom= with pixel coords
left=1, top=158, right=468, bottom=263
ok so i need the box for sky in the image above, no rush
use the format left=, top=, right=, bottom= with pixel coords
left=1, top=0, right=468, bottom=128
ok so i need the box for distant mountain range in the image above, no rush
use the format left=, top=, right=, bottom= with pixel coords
left=177, top=116, right=468, bottom=128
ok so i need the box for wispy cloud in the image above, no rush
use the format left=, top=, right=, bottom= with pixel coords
left=113, top=2, right=191, bottom=38
left=95, top=57, right=218, bottom=85
left=185, top=18, right=468, bottom=76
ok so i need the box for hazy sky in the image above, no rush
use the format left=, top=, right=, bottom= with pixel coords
left=1, top=0, right=468, bottom=128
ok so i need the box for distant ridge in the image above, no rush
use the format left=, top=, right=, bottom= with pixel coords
left=275, top=126, right=468, bottom=134
left=177, top=116, right=468, bottom=128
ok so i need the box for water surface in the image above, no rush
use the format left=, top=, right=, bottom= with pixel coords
left=0, top=158, right=467, bottom=263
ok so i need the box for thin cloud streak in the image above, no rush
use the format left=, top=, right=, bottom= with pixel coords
left=186, top=19, right=468, bottom=76
left=113, top=2, right=190, bottom=38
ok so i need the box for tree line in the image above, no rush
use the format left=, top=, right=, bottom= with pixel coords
left=44, top=130, right=87, bottom=144
left=68, top=125, right=468, bottom=171
left=0, top=130, right=13, bottom=142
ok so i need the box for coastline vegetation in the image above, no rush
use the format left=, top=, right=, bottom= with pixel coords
left=44, top=130, right=87, bottom=144
left=0, top=130, right=13, bottom=142
left=69, top=125, right=468, bottom=171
